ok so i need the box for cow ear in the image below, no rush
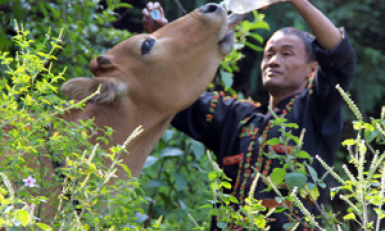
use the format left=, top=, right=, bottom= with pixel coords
left=60, top=77, right=126, bottom=104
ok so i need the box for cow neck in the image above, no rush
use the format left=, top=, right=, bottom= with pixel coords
left=64, top=99, right=176, bottom=179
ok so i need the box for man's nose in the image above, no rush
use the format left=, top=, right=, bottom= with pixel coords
left=267, top=54, right=280, bottom=67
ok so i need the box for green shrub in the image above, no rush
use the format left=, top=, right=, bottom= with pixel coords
left=0, top=22, right=169, bottom=231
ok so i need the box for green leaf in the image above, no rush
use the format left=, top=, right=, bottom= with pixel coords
left=306, top=164, right=318, bottom=183
left=248, top=33, right=264, bottom=44
left=270, top=168, right=286, bottom=185
left=307, top=182, right=316, bottom=191
left=353, top=121, right=363, bottom=130
left=285, top=173, right=307, bottom=189
left=211, top=182, right=220, bottom=190
left=249, top=20, right=270, bottom=30
left=208, top=171, right=218, bottom=180
left=275, top=118, right=287, bottom=125
left=266, top=137, right=280, bottom=145
left=191, top=140, right=205, bottom=160
left=374, top=208, right=385, bottom=219
left=342, top=139, right=356, bottom=146
left=38, top=2, right=49, bottom=18
left=116, top=3, right=132, bottom=8
left=135, top=213, right=149, bottom=224
left=36, top=223, right=53, bottom=231
left=142, top=156, right=158, bottom=169
left=145, top=179, right=167, bottom=188
left=343, top=213, right=356, bottom=220
left=221, top=182, right=232, bottom=190
left=274, top=207, right=286, bottom=213
left=282, top=223, right=297, bottom=229
left=163, top=129, right=173, bottom=142
left=365, top=129, right=378, bottom=142
left=200, top=204, right=213, bottom=210
left=229, top=195, right=239, bottom=204
left=298, top=151, right=311, bottom=159
left=173, top=172, right=187, bottom=192
left=178, top=199, right=188, bottom=212
left=221, top=70, right=233, bottom=88
left=159, top=147, right=184, bottom=157
left=285, top=123, right=299, bottom=129
left=17, top=209, right=30, bottom=227
left=244, top=41, right=264, bottom=51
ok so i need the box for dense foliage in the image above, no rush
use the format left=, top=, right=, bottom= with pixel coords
left=1, top=0, right=385, bottom=230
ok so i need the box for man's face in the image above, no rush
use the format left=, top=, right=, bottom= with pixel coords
left=261, top=31, right=315, bottom=95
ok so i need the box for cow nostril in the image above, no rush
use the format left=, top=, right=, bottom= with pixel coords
left=202, top=4, right=218, bottom=14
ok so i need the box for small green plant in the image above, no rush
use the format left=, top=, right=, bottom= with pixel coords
left=188, top=151, right=271, bottom=231
left=315, top=85, right=385, bottom=231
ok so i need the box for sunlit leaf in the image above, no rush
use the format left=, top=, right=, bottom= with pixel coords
left=343, top=213, right=356, bottom=220
left=16, top=210, right=30, bottom=227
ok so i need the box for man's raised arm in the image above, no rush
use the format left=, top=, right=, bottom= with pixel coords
left=289, top=0, right=342, bottom=50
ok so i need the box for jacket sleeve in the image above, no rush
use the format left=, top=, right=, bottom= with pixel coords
left=311, top=28, right=356, bottom=122
left=171, top=91, right=257, bottom=154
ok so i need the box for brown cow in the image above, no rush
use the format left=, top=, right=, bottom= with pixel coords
left=61, top=3, right=236, bottom=180
left=1, top=3, right=241, bottom=226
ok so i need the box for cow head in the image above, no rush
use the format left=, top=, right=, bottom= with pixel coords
left=61, top=3, right=235, bottom=114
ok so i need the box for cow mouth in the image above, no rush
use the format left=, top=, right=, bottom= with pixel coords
left=219, top=13, right=245, bottom=43
left=227, top=13, right=247, bottom=32
left=218, top=13, right=246, bottom=54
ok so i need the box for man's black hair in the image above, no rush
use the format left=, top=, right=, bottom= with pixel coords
left=276, top=27, right=316, bottom=63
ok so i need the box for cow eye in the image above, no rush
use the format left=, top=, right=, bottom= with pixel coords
left=141, top=38, right=155, bottom=55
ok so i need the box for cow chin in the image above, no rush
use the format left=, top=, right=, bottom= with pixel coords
left=218, top=31, right=235, bottom=55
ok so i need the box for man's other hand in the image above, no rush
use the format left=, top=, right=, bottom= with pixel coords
left=142, top=2, right=169, bottom=33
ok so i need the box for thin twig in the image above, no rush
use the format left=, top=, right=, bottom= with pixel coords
left=173, top=0, right=186, bottom=15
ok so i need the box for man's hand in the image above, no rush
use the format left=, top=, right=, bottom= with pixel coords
left=258, top=0, right=287, bottom=10
left=142, top=2, right=169, bottom=33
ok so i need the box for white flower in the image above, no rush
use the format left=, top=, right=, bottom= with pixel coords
left=23, top=176, right=36, bottom=188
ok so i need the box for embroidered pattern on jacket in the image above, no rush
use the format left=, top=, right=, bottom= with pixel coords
left=231, top=95, right=299, bottom=205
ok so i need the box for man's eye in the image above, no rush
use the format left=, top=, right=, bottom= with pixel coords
left=283, top=52, right=291, bottom=56
left=141, top=38, right=155, bottom=55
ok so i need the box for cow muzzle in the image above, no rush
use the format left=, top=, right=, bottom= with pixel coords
left=201, top=3, right=243, bottom=55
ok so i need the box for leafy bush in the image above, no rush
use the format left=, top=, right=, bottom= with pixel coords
left=250, top=86, right=385, bottom=231
left=0, top=22, right=170, bottom=231
left=0, top=0, right=132, bottom=79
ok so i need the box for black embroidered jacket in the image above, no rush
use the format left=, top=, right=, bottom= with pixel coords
left=171, top=29, right=356, bottom=230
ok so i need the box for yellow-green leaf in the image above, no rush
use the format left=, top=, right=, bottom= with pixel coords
left=17, top=209, right=30, bottom=227
left=37, top=52, right=46, bottom=57
left=343, top=213, right=356, bottom=220
left=221, top=182, right=232, bottom=190
left=36, top=223, right=53, bottom=230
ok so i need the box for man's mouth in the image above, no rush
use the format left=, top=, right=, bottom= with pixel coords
left=265, top=69, right=282, bottom=76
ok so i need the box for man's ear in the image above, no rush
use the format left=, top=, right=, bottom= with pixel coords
left=60, top=77, right=128, bottom=104
left=306, top=62, right=318, bottom=80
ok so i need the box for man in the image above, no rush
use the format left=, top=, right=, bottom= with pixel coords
left=142, top=0, right=355, bottom=230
